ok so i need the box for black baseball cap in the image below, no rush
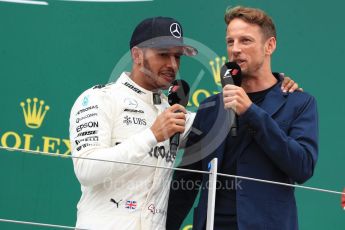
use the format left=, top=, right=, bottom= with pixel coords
left=130, top=16, right=198, bottom=56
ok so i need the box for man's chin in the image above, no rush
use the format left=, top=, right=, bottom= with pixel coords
left=160, top=84, right=170, bottom=90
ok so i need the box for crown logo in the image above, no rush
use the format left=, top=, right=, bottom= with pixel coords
left=209, top=56, right=227, bottom=86
left=20, top=98, right=50, bottom=129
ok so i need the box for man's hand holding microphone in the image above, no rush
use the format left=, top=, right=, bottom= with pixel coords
left=150, top=104, right=186, bottom=142
left=150, top=80, right=190, bottom=157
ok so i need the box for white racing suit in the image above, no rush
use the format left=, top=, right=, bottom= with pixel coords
left=69, top=72, right=195, bottom=230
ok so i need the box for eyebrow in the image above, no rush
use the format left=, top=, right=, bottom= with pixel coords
left=226, top=35, right=255, bottom=40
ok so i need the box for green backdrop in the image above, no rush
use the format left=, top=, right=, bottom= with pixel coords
left=0, top=0, right=344, bottom=229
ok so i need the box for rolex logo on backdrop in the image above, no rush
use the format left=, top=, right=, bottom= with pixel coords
left=0, top=97, right=71, bottom=155
left=20, top=98, right=50, bottom=129
left=209, top=56, right=227, bottom=86
left=189, top=56, right=227, bottom=107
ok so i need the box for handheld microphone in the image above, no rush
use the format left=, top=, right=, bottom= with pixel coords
left=220, top=62, right=242, bottom=136
left=168, top=79, right=190, bottom=156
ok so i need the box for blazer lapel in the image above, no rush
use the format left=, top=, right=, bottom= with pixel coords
left=259, top=82, right=288, bottom=116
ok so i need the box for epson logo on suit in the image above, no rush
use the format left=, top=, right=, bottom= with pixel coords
left=76, top=121, right=99, bottom=132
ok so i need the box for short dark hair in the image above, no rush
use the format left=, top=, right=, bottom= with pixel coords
left=224, top=6, right=276, bottom=40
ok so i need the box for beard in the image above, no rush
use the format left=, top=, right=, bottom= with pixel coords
left=242, top=57, right=265, bottom=77
left=141, top=58, right=175, bottom=90
left=140, top=58, right=155, bottom=79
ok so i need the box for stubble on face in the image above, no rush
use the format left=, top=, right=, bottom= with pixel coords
left=140, top=49, right=179, bottom=90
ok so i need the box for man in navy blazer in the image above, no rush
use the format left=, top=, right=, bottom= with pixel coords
left=166, top=6, right=318, bottom=230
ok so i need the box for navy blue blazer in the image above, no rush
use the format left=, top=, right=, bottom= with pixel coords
left=167, top=82, right=318, bottom=230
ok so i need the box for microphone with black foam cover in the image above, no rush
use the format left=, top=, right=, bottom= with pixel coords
left=220, top=62, right=242, bottom=136
left=168, top=79, right=190, bottom=156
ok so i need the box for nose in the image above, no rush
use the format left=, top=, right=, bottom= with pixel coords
left=232, top=40, right=241, bottom=55
left=227, top=41, right=241, bottom=60
left=167, top=55, right=180, bottom=71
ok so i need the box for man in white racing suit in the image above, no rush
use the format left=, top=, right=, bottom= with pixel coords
left=69, top=17, right=198, bottom=230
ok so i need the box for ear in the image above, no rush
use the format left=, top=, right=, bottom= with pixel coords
left=265, top=37, right=276, bottom=56
left=131, top=47, right=144, bottom=65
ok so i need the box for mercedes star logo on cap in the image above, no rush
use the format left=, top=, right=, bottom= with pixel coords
left=170, top=23, right=182, bottom=38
